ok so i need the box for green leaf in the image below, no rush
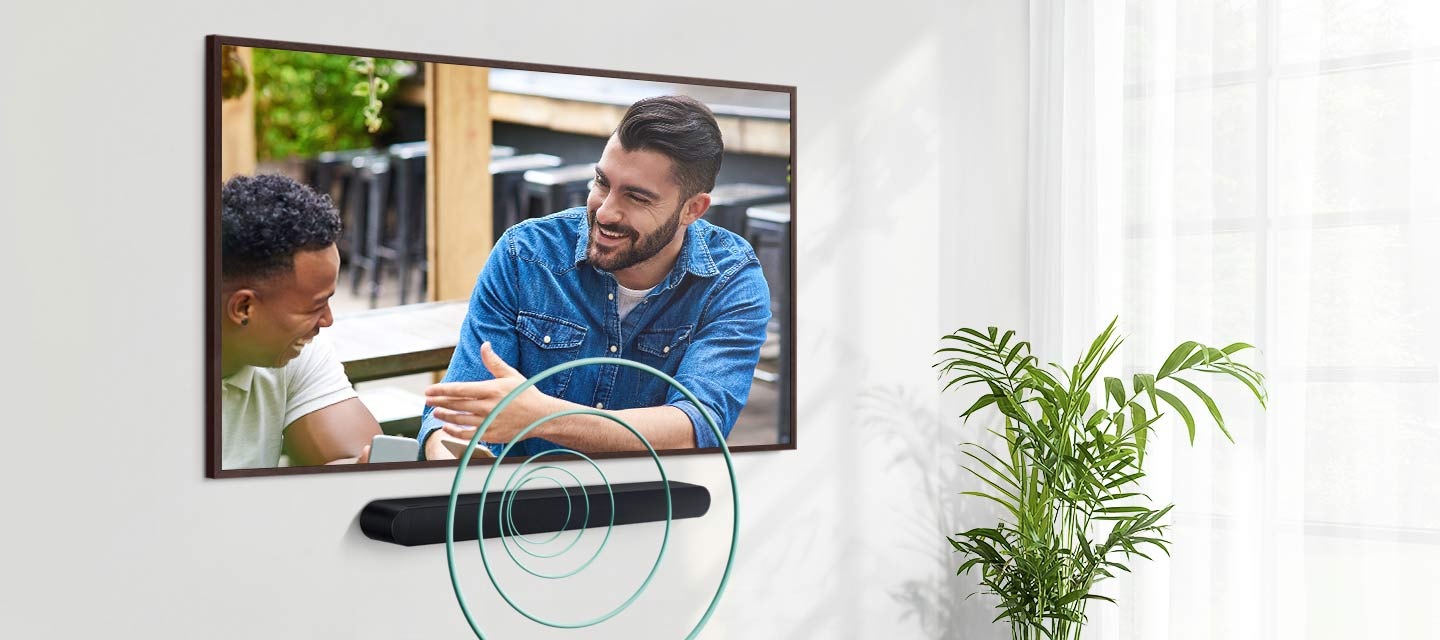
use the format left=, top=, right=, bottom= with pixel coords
left=961, top=491, right=1022, bottom=521
left=1098, top=505, right=1151, bottom=513
left=962, top=446, right=1024, bottom=489
left=1084, top=317, right=1120, bottom=364
left=1133, top=373, right=1158, bottom=413
left=1086, top=409, right=1108, bottom=429
left=957, top=327, right=995, bottom=344
left=1105, top=471, right=1145, bottom=489
left=1180, top=346, right=1227, bottom=372
left=939, top=373, right=984, bottom=394
left=996, top=329, right=1016, bottom=354
left=1131, top=401, right=1149, bottom=467
left=1209, top=361, right=1269, bottom=409
left=962, top=465, right=1022, bottom=506
left=935, top=345, right=995, bottom=361
left=1157, top=341, right=1198, bottom=380
left=1003, top=340, right=1028, bottom=367
left=1229, top=367, right=1268, bottom=409
left=1171, top=376, right=1233, bottom=443
left=1105, top=377, right=1126, bottom=409
left=936, top=357, right=1006, bottom=376
left=1221, top=342, right=1256, bottom=356
left=938, top=333, right=991, bottom=354
left=1155, top=388, right=1197, bottom=444
left=1029, top=367, right=1066, bottom=396
left=960, top=393, right=999, bottom=419
left=996, top=396, right=1038, bottom=429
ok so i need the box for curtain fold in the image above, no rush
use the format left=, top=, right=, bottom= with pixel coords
left=1027, top=1, right=1440, bottom=638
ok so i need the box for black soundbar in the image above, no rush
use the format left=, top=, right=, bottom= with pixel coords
left=360, top=481, right=711, bottom=546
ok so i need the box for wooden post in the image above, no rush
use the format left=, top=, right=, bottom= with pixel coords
left=220, top=46, right=257, bottom=180
left=425, top=62, right=494, bottom=303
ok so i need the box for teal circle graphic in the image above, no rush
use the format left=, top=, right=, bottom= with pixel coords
left=487, top=410, right=668, bottom=627
left=443, top=357, right=740, bottom=639
left=501, top=470, right=570, bottom=547
left=496, top=443, right=618, bottom=581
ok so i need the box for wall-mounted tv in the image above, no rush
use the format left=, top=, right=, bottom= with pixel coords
left=205, top=36, right=796, bottom=477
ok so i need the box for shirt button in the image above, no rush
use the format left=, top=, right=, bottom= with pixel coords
left=609, top=345, right=618, bottom=353
left=542, top=335, right=551, bottom=344
left=608, top=293, right=615, bottom=301
left=662, top=346, right=670, bottom=354
left=595, top=402, right=604, bottom=409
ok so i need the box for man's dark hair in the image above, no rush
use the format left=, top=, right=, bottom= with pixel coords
left=615, top=95, right=724, bottom=200
left=221, top=174, right=341, bottom=281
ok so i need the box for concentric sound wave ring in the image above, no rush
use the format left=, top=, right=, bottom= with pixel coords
left=444, top=357, right=739, bottom=639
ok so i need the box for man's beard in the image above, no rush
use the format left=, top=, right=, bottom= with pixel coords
left=586, top=204, right=683, bottom=272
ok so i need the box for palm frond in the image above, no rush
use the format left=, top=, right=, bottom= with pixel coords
left=937, top=320, right=1266, bottom=638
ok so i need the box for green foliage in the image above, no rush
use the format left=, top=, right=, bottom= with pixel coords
left=251, top=49, right=404, bottom=160
left=936, top=319, right=1266, bottom=640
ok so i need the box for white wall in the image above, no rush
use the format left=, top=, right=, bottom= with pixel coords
left=0, top=1, right=1028, bottom=637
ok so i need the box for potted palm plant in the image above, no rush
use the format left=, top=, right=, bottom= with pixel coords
left=936, top=319, right=1266, bottom=640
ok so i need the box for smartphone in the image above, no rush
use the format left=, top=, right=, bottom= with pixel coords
left=439, top=433, right=496, bottom=460
left=368, top=434, right=420, bottom=463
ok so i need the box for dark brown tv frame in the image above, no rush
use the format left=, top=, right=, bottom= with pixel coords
left=205, top=35, right=797, bottom=478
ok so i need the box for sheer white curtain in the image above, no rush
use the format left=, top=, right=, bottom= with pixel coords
left=1028, top=1, right=1440, bottom=638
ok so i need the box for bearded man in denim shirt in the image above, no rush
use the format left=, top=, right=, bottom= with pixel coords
left=418, top=95, right=771, bottom=460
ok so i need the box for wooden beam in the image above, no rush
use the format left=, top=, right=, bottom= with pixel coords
left=737, top=118, right=791, bottom=157
left=220, top=46, right=256, bottom=180
left=489, top=92, right=790, bottom=157
left=425, top=63, right=493, bottom=303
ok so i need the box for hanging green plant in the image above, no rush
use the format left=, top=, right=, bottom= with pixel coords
left=935, top=319, right=1266, bottom=640
left=348, top=56, right=391, bottom=134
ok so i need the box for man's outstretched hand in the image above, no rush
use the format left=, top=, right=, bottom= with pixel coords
left=425, top=342, right=565, bottom=447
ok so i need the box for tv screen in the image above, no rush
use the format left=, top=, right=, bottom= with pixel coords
left=205, top=36, right=796, bottom=477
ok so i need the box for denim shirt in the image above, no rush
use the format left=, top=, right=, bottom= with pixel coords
left=418, top=207, right=771, bottom=457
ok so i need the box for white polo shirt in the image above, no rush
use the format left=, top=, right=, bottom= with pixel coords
left=221, top=334, right=357, bottom=470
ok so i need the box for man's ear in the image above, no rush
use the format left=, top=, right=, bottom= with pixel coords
left=682, top=191, right=711, bottom=224
left=225, top=288, right=259, bottom=327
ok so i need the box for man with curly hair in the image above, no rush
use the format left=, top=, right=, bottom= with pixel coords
left=418, top=95, right=772, bottom=459
left=219, top=174, right=382, bottom=469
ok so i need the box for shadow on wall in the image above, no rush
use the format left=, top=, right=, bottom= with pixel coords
left=723, top=328, right=867, bottom=637
left=754, top=27, right=961, bottom=638
left=863, top=384, right=1012, bottom=640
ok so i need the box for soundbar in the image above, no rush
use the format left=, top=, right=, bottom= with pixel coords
left=360, top=481, right=711, bottom=546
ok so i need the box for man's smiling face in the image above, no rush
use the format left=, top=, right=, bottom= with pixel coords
left=585, top=135, right=690, bottom=274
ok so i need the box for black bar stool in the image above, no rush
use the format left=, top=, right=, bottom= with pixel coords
left=704, top=183, right=789, bottom=235
left=350, top=142, right=524, bottom=306
left=745, top=202, right=792, bottom=444
left=342, top=151, right=385, bottom=297
left=491, top=154, right=563, bottom=242
left=351, top=155, right=393, bottom=307
left=309, top=148, right=375, bottom=264
left=520, top=163, right=596, bottom=219
left=388, top=142, right=429, bottom=306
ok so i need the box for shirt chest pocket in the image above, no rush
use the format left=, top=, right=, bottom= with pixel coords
left=634, top=324, right=693, bottom=360
left=517, top=311, right=587, bottom=349
left=516, top=311, right=588, bottom=396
